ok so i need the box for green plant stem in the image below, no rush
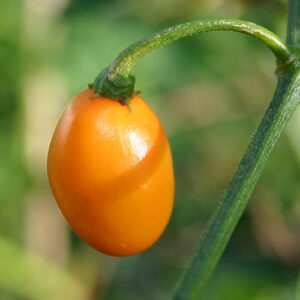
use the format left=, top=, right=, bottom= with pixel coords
left=287, top=0, right=300, bottom=46
left=92, top=18, right=294, bottom=101
left=173, top=64, right=300, bottom=299
left=107, top=19, right=291, bottom=75
left=91, top=14, right=300, bottom=300
left=172, top=6, right=300, bottom=299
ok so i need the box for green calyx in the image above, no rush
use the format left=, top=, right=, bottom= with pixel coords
left=91, top=67, right=136, bottom=103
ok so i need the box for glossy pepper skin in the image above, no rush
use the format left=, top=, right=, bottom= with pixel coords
left=47, top=88, right=175, bottom=256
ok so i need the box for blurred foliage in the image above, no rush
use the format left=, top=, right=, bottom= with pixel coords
left=0, top=236, right=88, bottom=300
left=0, top=0, right=27, bottom=239
left=0, top=0, right=299, bottom=299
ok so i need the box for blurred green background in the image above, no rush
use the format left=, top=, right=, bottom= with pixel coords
left=1, top=0, right=300, bottom=299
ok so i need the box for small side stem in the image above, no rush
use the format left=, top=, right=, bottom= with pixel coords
left=287, top=0, right=300, bottom=46
left=93, top=18, right=294, bottom=101
left=287, top=0, right=297, bottom=45
left=172, top=65, right=300, bottom=299
left=110, top=19, right=291, bottom=76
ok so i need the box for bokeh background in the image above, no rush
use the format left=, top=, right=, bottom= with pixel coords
left=1, top=0, right=300, bottom=299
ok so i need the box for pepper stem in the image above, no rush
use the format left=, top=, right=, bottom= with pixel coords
left=92, top=18, right=294, bottom=101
